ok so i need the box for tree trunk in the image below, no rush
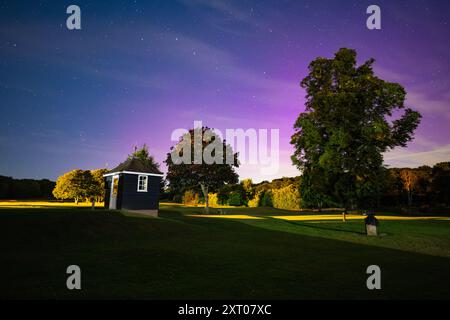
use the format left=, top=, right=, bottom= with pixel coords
left=75, top=198, right=79, bottom=205
left=205, top=194, right=209, bottom=214
left=407, top=190, right=413, bottom=207
left=200, top=183, right=209, bottom=214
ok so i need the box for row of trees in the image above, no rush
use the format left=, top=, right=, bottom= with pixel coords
left=5, top=48, right=445, bottom=216
left=171, top=177, right=300, bottom=210
left=0, top=176, right=55, bottom=199
left=384, top=164, right=450, bottom=208
left=249, top=178, right=301, bottom=210
left=163, top=48, right=449, bottom=215
left=165, top=161, right=449, bottom=211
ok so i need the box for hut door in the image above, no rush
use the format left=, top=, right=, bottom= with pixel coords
left=109, top=175, right=119, bottom=209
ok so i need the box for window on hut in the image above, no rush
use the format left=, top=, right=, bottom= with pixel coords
left=137, top=175, right=148, bottom=192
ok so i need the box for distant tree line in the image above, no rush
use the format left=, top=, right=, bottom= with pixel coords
left=0, top=176, right=56, bottom=199
left=381, top=163, right=450, bottom=208
left=163, top=177, right=302, bottom=211
left=163, top=162, right=449, bottom=211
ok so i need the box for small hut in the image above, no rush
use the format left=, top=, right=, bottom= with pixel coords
left=103, top=157, right=163, bottom=216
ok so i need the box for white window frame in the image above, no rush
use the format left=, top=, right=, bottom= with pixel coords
left=137, top=175, right=148, bottom=192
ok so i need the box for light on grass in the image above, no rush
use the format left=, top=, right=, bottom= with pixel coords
left=186, top=214, right=264, bottom=220
left=0, top=201, right=104, bottom=208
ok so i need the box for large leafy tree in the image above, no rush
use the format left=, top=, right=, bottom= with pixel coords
left=53, top=169, right=107, bottom=207
left=165, top=126, right=239, bottom=213
left=53, top=169, right=92, bottom=204
left=291, top=48, right=421, bottom=216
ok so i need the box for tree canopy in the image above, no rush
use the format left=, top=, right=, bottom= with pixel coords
left=291, top=48, right=422, bottom=211
left=165, top=126, right=239, bottom=212
left=129, top=144, right=160, bottom=170
left=53, top=169, right=107, bottom=206
left=431, top=162, right=450, bottom=206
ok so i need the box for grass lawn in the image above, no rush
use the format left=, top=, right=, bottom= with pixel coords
left=0, top=202, right=449, bottom=299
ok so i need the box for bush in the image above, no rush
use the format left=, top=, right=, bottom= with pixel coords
left=248, top=191, right=261, bottom=207
left=260, top=190, right=273, bottom=207
left=272, top=184, right=301, bottom=210
left=182, top=190, right=200, bottom=205
left=228, top=192, right=243, bottom=206
left=218, top=184, right=246, bottom=205
left=208, top=193, right=219, bottom=207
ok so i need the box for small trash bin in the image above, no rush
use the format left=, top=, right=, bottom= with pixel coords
left=364, top=213, right=379, bottom=236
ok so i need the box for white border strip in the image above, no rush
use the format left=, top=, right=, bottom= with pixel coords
left=103, top=171, right=164, bottom=177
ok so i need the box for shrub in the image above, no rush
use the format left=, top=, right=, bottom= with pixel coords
left=182, top=190, right=199, bottom=205
left=208, top=193, right=219, bottom=207
left=241, top=179, right=254, bottom=202
left=248, top=191, right=262, bottom=207
left=272, top=184, right=301, bottom=210
left=228, top=192, right=243, bottom=206
left=260, top=190, right=273, bottom=207
left=217, top=185, right=232, bottom=204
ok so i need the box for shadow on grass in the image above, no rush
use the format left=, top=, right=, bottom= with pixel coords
left=1, top=206, right=450, bottom=299
left=158, top=206, right=368, bottom=235
left=266, top=217, right=367, bottom=235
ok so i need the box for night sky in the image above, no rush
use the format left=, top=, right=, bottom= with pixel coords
left=1, top=0, right=449, bottom=182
